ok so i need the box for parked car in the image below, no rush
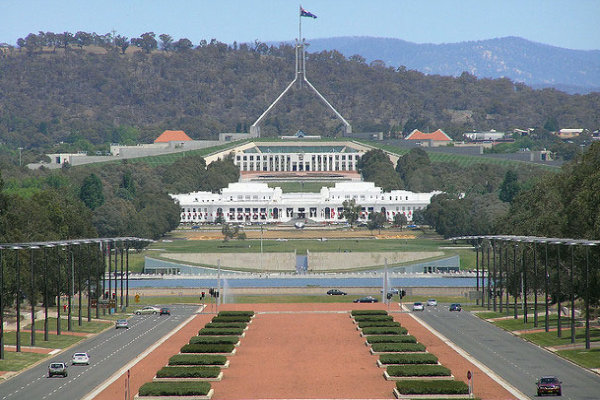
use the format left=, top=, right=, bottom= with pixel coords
left=71, top=352, right=90, bottom=366
left=134, top=306, right=161, bottom=315
left=427, top=299, right=438, bottom=306
left=160, top=307, right=171, bottom=315
left=115, top=319, right=129, bottom=329
left=327, top=289, right=347, bottom=296
left=353, top=296, right=378, bottom=303
left=412, top=302, right=424, bottom=311
left=536, top=376, right=562, bottom=396
left=449, top=303, right=462, bottom=312
left=48, top=362, right=68, bottom=378
left=380, top=288, right=400, bottom=295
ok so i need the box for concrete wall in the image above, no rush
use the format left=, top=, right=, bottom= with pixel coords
left=307, top=251, right=444, bottom=271
left=160, top=252, right=297, bottom=272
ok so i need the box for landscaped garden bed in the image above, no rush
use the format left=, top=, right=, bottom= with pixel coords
left=366, top=335, right=417, bottom=344
left=153, top=366, right=223, bottom=382
left=180, top=344, right=236, bottom=355
left=210, top=315, right=252, bottom=323
left=361, top=326, right=408, bottom=336
left=198, top=327, right=245, bottom=336
left=168, top=354, right=228, bottom=368
left=217, top=311, right=254, bottom=317
left=351, top=310, right=389, bottom=316
left=353, top=315, right=394, bottom=322
left=378, top=353, right=439, bottom=367
left=204, top=322, right=248, bottom=329
left=135, top=381, right=213, bottom=399
left=188, top=336, right=240, bottom=345
left=384, top=365, right=452, bottom=381
left=393, top=380, right=470, bottom=399
left=357, top=321, right=401, bottom=328
left=370, top=342, right=427, bottom=354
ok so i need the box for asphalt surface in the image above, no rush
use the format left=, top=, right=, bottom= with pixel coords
left=0, top=304, right=199, bottom=400
left=412, top=304, right=600, bottom=400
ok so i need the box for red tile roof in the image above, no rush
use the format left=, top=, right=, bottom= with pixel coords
left=405, top=129, right=452, bottom=141
left=154, top=130, right=192, bottom=143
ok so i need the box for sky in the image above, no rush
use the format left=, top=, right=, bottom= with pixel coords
left=1, top=0, right=599, bottom=51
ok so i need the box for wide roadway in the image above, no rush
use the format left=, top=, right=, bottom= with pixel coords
left=413, top=304, right=600, bottom=400
left=0, top=304, right=199, bottom=400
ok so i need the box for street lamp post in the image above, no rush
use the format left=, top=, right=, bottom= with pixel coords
left=14, top=246, right=22, bottom=352
left=486, top=245, right=491, bottom=310
left=556, top=243, right=561, bottom=338
left=522, top=243, right=527, bottom=324
left=533, top=241, right=538, bottom=328
left=513, top=243, right=518, bottom=320
left=475, top=242, right=480, bottom=306
left=569, top=243, right=575, bottom=344
left=544, top=241, right=549, bottom=332
left=584, top=243, right=593, bottom=349
left=29, top=247, right=38, bottom=346
left=0, top=247, right=4, bottom=359
left=505, top=245, right=510, bottom=316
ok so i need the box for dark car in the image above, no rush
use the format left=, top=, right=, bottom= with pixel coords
left=160, top=307, right=171, bottom=315
left=327, top=289, right=347, bottom=296
left=353, top=296, right=378, bottom=303
left=449, top=303, right=462, bottom=311
left=537, top=376, right=562, bottom=396
left=48, top=362, right=68, bottom=378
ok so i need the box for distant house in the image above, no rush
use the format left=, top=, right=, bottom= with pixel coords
left=154, top=130, right=193, bottom=143
left=555, top=129, right=584, bottom=139
left=405, top=129, right=452, bottom=147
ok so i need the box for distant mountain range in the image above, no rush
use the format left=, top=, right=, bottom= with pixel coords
left=293, top=36, right=600, bottom=94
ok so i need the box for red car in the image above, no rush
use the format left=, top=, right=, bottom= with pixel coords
left=537, top=376, right=562, bottom=396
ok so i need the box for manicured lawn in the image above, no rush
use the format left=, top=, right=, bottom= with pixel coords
left=556, top=348, right=600, bottom=369
left=0, top=352, right=47, bottom=371
left=493, top=315, right=573, bottom=331
left=3, top=332, right=83, bottom=349
left=23, top=317, right=111, bottom=333
left=521, top=328, right=600, bottom=347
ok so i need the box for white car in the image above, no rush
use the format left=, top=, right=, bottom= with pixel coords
left=427, top=299, right=438, bottom=306
left=412, top=302, right=424, bottom=311
left=72, top=352, right=90, bottom=366
left=134, top=306, right=161, bottom=315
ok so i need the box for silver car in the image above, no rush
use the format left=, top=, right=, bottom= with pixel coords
left=72, top=352, right=90, bottom=366
left=134, top=306, right=161, bottom=315
left=115, top=319, right=129, bottom=329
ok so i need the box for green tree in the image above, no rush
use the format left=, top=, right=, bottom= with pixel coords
left=79, top=173, right=104, bottom=210
left=498, top=170, right=520, bottom=203
left=393, top=212, right=408, bottom=229
left=159, top=34, right=173, bottom=51
left=367, top=211, right=386, bottom=234
left=342, top=199, right=361, bottom=228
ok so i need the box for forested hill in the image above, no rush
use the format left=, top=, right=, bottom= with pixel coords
left=1, top=39, right=599, bottom=151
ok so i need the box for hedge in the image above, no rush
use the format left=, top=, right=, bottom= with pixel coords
left=204, top=322, right=247, bottom=329
left=387, top=365, right=451, bottom=377
left=138, top=381, right=211, bottom=396
left=211, top=316, right=251, bottom=323
left=156, top=366, right=221, bottom=378
left=379, top=353, right=438, bottom=365
left=351, top=310, right=388, bottom=316
left=198, top=327, right=244, bottom=336
left=353, top=315, right=394, bottom=322
left=189, top=336, right=239, bottom=345
left=371, top=343, right=426, bottom=352
left=180, top=344, right=235, bottom=353
left=218, top=311, right=254, bottom=317
left=367, top=335, right=417, bottom=344
left=362, top=327, right=407, bottom=335
left=358, top=321, right=401, bottom=328
left=169, top=354, right=227, bottom=366
left=395, top=380, right=469, bottom=395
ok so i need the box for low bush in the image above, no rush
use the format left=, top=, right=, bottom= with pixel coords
left=180, top=344, right=235, bottom=353
left=395, top=380, right=469, bottom=394
left=169, top=354, right=227, bottom=366
left=211, top=316, right=251, bottom=323
left=358, top=321, right=401, bottom=328
left=156, top=366, right=221, bottom=378
left=198, top=328, right=244, bottom=336
left=367, top=335, right=417, bottom=344
left=204, top=322, right=247, bottom=329
left=351, top=310, right=388, bottom=316
left=189, top=336, right=239, bottom=345
left=353, top=315, right=394, bottom=322
left=138, top=381, right=211, bottom=396
left=218, top=311, right=254, bottom=317
left=362, top=327, right=407, bottom=335
left=371, top=343, right=426, bottom=352
left=387, top=365, right=451, bottom=377
left=379, top=353, right=438, bottom=365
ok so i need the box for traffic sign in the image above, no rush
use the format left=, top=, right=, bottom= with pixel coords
left=467, top=370, right=472, bottom=380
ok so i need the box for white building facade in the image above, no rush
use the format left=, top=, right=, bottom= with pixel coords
left=171, top=182, right=440, bottom=224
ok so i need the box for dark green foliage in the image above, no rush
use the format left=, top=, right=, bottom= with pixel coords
left=79, top=173, right=104, bottom=210
left=353, top=315, right=393, bottom=322
left=362, top=327, right=408, bottom=335
left=168, top=354, right=227, bottom=366
left=498, top=170, right=520, bottom=203
left=211, top=315, right=252, bottom=323
left=379, top=353, right=439, bottom=365
left=197, top=327, right=244, bottom=336
left=189, top=336, right=239, bottom=345
left=371, top=343, right=426, bottom=352
left=204, top=322, right=247, bottom=329
left=180, top=343, right=235, bottom=353
left=342, top=199, right=361, bottom=227
left=395, top=380, right=469, bottom=395
left=387, top=364, right=451, bottom=377
left=218, top=311, right=254, bottom=316
left=367, top=335, right=417, bottom=344
left=358, top=321, right=401, bottom=328
left=351, top=310, right=388, bottom=316
left=138, top=381, right=211, bottom=396
left=358, top=149, right=403, bottom=191
left=156, top=366, right=221, bottom=378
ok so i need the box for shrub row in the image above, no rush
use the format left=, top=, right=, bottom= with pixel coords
left=367, top=335, right=417, bottom=344
left=156, top=366, right=221, bottom=378
left=198, top=327, right=244, bottom=336
left=211, top=315, right=251, bottom=323
left=358, top=321, right=401, bottom=328
left=169, top=354, right=227, bottom=366
left=353, top=315, right=394, bottom=322
left=362, top=326, right=407, bottom=335
left=218, top=311, right=254, bottom=317
left=379, top=353, right=439, bottom=365
left=180, top=344, right=235, bottom=354
left=189, top=336, right=239, bottom=345
left=138, top=381, right=211, bottom=396
left=395, top=380, right=469, bottom=395
left=371, top=343, right=426, bottom=353
left=387, top=365, right=451, bottom=377
left=204, top=322, right=247, bottom=329
left=351, top=310, right=388, bottom=316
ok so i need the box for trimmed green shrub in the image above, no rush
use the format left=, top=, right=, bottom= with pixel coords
left=180, top=344, right=235, bottom=353
left=358, top=321, right=401, bottom=328
left=138, top=381, right=211, bottom=396
left=353, top=315, right=394, bottom=322
left=204, top=322, right=247, bottom=329
left=169, top=354, right=227, bottom=366
left=351, top=310, right=388, bottom=316
left=379, top=353, right=438, bottom=365
left=395, top=380, right=469, bottom=395
left=367, top=335, right=417, bottom=344
left=218, top=311, right=254, bottom=317
left=156, top=366, right=221, bottom=378
left=362, top=327, right=407, bottom=335
left=198, top=327, right=244, bottom=336
left=387, top=365, right=451, bottom=377
left=371, top=343, right=426, bottom=352
left=211, top=316, right=251, bottom=323
left=189, top=336, right=239, bottom=345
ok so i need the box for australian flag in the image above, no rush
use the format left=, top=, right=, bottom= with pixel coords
left=300, top=6, right=317, bottom=18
